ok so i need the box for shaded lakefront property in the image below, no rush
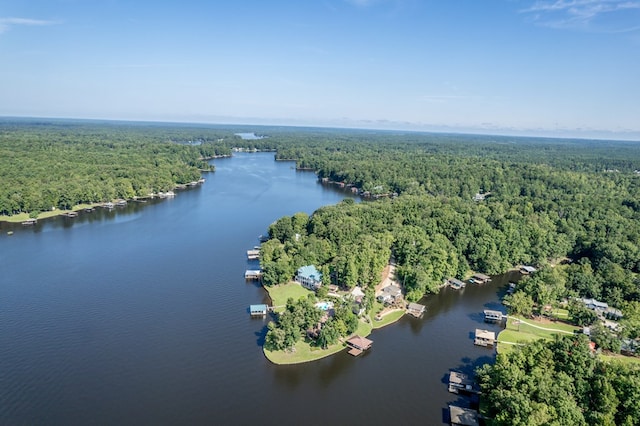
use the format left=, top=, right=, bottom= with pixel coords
left=295, top=265, right=322, bottom=290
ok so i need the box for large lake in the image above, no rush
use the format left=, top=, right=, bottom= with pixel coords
left=0, top=152, right=515, bottom=425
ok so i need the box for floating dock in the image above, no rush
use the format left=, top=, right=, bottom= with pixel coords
left=247, top=249, right=260, bottom=260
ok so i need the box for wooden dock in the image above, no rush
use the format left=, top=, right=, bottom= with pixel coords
left=247, top=249, right=260, bottom=260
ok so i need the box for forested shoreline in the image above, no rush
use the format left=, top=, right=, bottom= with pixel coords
left=5, top=118, right=640, bottom=421
left=0, top=119, right=234, bottom=218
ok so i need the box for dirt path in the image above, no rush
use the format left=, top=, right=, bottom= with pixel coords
left=375, top=263, right=397, bottom=294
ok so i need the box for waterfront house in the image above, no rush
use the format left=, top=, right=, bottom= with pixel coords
left=582, top=298, right=609, bottom=312
left=295, top=265, right=323, bottom=291
left=474, top=329, right=496, bottom=347
left=377, top=285, right=402, bottom=304
left=605, top=307, right=624, bottom=320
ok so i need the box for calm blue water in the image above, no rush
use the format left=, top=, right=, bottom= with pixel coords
left=0, top=152, right=511, bottom=425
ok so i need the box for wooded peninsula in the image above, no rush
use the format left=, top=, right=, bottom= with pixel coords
left=4, top=118, right=640, bottom=424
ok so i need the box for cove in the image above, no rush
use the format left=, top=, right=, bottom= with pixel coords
left=0, top=152, right=511, bottom=425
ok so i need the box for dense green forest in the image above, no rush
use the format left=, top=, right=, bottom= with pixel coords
left=0, top=119, right=234, bottom=217
left=5, top=119, right=640, bottom=421
left=477, top=335, right=640, bottom=425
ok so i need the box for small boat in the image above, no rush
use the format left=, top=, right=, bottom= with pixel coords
left=115, top=200, right=127, bottom=206
left=104, top=202, right=114, bottom=209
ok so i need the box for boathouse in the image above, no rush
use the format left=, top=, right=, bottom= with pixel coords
left=471, top=273, right=490, bottom=284
left=346, top=335, right=373, bottom=356
left=247, top=249, right=260, bottom=260
left=295, top=265, right=323, bottom=291
left=448, top=371, right=478, bottom=394
left=448, top=278, right=466, bottom=290
left=249, top=304, right=268, bottom=316
left=474, top=329, right=496, bottom=347
left=483, top=310, right=504, bottom=323
left=449, top=405, right=479, bottom=426
left=407, top=302, right=426, bottom=318
left=245, top=270, right=263, bottom=280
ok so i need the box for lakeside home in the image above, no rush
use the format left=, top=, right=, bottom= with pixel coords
left=295, top=265, right=322, bottom=291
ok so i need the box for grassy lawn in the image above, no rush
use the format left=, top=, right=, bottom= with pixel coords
left=497, top=316, right=579, bottom=354
left=264, top=317, right=374, bottom=365
left=0, top=203, right=106, bottom=223
left=264, top=339, right=345, bottom=364
left=263, top=282, right=313, bottom=311
left=600, top=353, right=640, bottom=366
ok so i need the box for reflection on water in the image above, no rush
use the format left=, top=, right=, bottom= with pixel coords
left=1, top=152, right=518, bottom=425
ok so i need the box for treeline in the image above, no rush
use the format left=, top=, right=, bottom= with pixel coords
left=264, top=294, right=361, bottom=351
left=0, top=120, right=236, bottom=216
left=253, top=129, right=640, bottom=307
left=477, top=334, right=640, bottom=425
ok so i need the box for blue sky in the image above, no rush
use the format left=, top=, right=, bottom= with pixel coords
left=1, top=0, right=639, bottom=140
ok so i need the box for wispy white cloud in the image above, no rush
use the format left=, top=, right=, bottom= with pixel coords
left=0, top=17, right=59, bottom=34
left=521, top=0, right=640, bottom=31
left=345, top=0, right=378, bottom=6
